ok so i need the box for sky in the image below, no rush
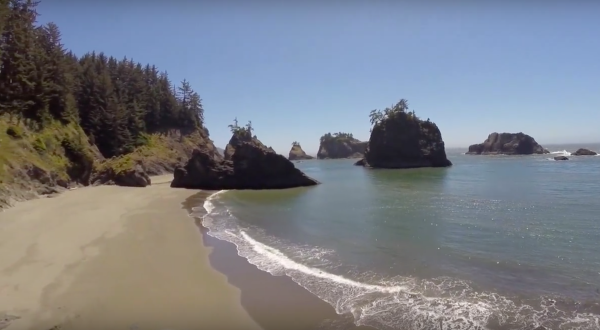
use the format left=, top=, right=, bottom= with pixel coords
left=36, top=1, right=600, bottom=155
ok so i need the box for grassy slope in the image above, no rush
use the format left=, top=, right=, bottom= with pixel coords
left=0, top=117, right=209, bottom=208
left=0, top=118, right=95, bottom=184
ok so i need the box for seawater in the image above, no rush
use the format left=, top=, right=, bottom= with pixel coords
left=191, top=145, right=600, bottom=330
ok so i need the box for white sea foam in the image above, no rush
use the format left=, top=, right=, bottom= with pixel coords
left=550, top=150, right=572, bottom=156
left=193, top=191, right=600, bottom=330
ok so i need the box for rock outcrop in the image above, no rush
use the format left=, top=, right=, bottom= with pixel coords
left=92, top=163, right=152, bottom=187
left=572, top=148, right=597, bottom=156
left=467, top=133, right=549, bottom=155
left=554, top=156, right=569, bottom=161
left=289, top=143, right=314, bottom=160
left=357, top=100, right=452, bottom=169
left=317, top=133, right=367, bottom=159
left=171, top=130, right=319, bottom=190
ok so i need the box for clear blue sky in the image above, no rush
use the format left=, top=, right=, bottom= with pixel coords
left=37, top=2, right=600, bottom=155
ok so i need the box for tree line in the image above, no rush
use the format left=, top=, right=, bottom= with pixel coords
left=320, top=132, right=355, bottom=143
left=0, top=0, right=204, bottom=158
left=368, top=99, right=431, bottom=130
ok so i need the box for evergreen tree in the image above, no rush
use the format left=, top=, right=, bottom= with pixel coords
left=0, top=0, right=207, bottom=157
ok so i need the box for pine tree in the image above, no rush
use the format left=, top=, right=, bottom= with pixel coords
left=1, top=0, right=207, bottom=158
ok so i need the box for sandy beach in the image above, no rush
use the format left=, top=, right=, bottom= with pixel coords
left=0, top=175, right=262, bottom=330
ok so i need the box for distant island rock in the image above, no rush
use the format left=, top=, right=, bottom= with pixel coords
left=572, top=148, right=597, bottom=156
left=288, top=142, right=314, bottom=160
left=357, top=99, right=452, bottom=169
left=171, top=121, right=319, bottom=190
left=317, top=133, right=367, bottom=159
left=467, top=132, right=549, bottom=155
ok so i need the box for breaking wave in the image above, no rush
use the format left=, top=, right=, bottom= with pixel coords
left=191, top=191, right=600, bottom=330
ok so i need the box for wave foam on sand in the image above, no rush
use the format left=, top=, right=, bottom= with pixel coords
left=193, top=191, right=600, bottom=330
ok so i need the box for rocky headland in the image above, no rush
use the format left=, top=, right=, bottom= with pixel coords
left=289, top=142, right=314, bottom=160
left=317, top=133, right=367, bottom=159
left=171, top=123, right=319, bottom=190
left=467, top=132, right=549, bottom=155
left=356, top=99, right=452, bottom=169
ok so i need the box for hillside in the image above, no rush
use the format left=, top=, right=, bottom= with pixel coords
left=0, top=0, right=214, bottom=208
left=317, top=133, right=367, bottom=159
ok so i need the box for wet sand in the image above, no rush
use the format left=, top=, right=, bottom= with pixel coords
left=184, top=192, right=376, bottom=330
left=0, top=176, right=262, bottom=330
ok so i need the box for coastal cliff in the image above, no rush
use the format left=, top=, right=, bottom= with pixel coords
left=317, top=133, right=367, bottom=159
left=0, top=1, right=215, bottom=209
left=289, top=142, right=314, bottom=160
left=357, top=99, right=452, bottom=169
left=171, top=124, right=319, bottom=190
left=467, top=133, right=549, bottom=155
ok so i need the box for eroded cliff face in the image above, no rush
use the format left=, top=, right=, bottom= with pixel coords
left=317, top=138, right=367, bottom=159
left=171, top=131, right=319, bottom=190
left=467, top=133, right=549, bottom=155
left=360, top=110, right=451, bottom=169
left=288, top=144, right=314, bottom=160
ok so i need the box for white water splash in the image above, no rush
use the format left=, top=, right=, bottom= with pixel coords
left=193, top=191, right=600, bottom=330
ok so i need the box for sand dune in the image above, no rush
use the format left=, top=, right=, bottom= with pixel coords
left=0, top=175, right=262, bottom=330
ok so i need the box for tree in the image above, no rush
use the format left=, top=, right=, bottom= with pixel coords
left=228, top=117, right=239, bottom=134
left=0, top=0, right=209, bottom=158
left=0, top=0, right=40, bottom=122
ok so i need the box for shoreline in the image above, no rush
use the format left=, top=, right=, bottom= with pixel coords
left=0, top=175, right=262, bottom=330
left=183, top=191, right=376, bottom=330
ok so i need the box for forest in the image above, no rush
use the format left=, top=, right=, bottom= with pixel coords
left=0, top=0, right=204, bottom=159
left=319, top=132, right=355, bottom=143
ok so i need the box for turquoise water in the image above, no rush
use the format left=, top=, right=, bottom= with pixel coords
left=195, top=145, right=600, bottom=330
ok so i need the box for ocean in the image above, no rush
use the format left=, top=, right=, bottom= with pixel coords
left=192, top=144, right=600, bottom=330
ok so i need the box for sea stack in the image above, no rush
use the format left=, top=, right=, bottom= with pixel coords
left=288, top=142, right=314, bottom=160
left=171, top=123, right=319, bottom=190
left=467, top=133, right=549, bottom=155
left=571, top=148, right=597, bottom=156
left=317, top=133, right=367, bottom=159
left=357, top=99, right=452, bottom=169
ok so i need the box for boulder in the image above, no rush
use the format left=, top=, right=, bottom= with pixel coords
left=572, top=148, right=597, bottom=156
left=554, top=156, right=569, bottom=161
left=288, top=144, right=314, bottom=160
left=172, top=131, right=319, bottom=190
left=359, top=102, right=452, bottom=169
left=467, top=133, right=549, bottom=155
left=93, top=163, right=151, bottom=187
left=317, top=133, right=367, bottom=159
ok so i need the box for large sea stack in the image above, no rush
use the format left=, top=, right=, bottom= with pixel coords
left=171, top=126, right=319, bottom=190
left=317, top=133, right=367, bottom=159
left=467, top=133, right=549, bottom=155
left=357, top=99, right=452, bottom=169
left=288, top=142, right=314, bottom=160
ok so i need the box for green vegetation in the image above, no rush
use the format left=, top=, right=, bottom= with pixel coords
left=319, top=132, right=355, bottom=144
left=0, top=0, right=207, bottom=187
left=368, top=99, right=430, bottom=131
left=228, top=117, right=254, bottom=138
left=0, top=119, right=91, bottom=185
left=292, top=141, right=300, bottom=147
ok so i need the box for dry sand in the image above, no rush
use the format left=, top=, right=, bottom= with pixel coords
left=0, top=175, right=263, bottom=330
